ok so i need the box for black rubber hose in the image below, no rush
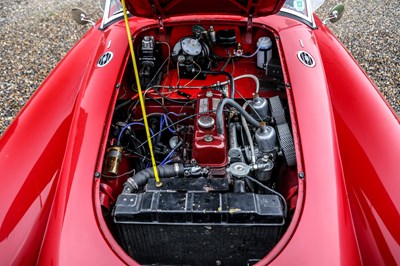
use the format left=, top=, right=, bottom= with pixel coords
left=123, top=164, right=184, bottom=192
left=115, top=98, right=133, bottom=111
left=202, top=70, right=235, bottom=99
left=216, top=98, right=260, bottom=134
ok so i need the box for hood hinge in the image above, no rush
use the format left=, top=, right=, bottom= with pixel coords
left=244, top=15, right=253, bottom=44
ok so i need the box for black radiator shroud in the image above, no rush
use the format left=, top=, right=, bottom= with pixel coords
left=113, top=178, right=285, bottom=265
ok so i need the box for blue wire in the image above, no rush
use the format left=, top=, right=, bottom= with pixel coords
left=117, top=122, right=155, bottom=145
left=159, top=114, right=164, bottom=137
left=162, top=159, right=173, bottom=165
left=160, top=145, right=179, bottom=165
left=163, top=114, right=176, bottom=134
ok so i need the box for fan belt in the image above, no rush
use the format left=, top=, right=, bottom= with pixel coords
left=277, top=123, right=296, bottom=167
left=269, top=96, right=286, bottom=125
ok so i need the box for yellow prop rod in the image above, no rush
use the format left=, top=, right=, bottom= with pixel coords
left=121, top=0, right=162, bottom=187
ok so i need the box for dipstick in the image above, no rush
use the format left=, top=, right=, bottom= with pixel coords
left=121, top=0, right=162, bottom=187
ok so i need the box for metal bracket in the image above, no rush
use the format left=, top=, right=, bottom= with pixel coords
left=158, top=17, right=165, bottom=33
left=244, top=15, right=253, bottom=44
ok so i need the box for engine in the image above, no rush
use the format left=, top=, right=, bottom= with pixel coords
left=100, top=23, right=297, bottom=266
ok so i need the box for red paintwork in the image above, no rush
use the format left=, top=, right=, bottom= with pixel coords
left=0, top=10, right=399, bottom=266
left=192, top=90, right=228, bottom=167
left=0, top=26, right=104, bottom=264
left=314, top=16, right=400, bottom=265
left=258, top=15, right=362, bottom=265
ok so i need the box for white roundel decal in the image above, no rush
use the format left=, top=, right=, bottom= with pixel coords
left=97, top=51, right=113, bottom=67
left=297, top=51, right=316, bottom=68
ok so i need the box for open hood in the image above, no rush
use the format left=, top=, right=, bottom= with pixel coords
left=123, top=0, right=286, bottom=19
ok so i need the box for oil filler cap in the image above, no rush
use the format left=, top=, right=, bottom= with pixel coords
left=198, top=115, right=215, bottom=129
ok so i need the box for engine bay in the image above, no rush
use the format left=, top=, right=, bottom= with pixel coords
left=99, top=21, right=299, bottom=265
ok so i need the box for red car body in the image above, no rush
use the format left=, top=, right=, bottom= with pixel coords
left=1, top=1, right=399, bottom=265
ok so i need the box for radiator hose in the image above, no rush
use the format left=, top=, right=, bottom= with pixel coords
left=123, top=163, right=184, bottom=193
left=216, top=98, right=261, bottom=134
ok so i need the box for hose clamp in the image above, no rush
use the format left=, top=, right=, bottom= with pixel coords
left=173, top=163, right=180, bottom=174
left=124, top=177, right=138, bottom=193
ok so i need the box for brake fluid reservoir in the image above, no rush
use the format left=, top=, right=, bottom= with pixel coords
left=256, top=37, right=272, bottom=69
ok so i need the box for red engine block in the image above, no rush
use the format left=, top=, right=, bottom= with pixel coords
left=192, top=90, right=228, bottom=167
